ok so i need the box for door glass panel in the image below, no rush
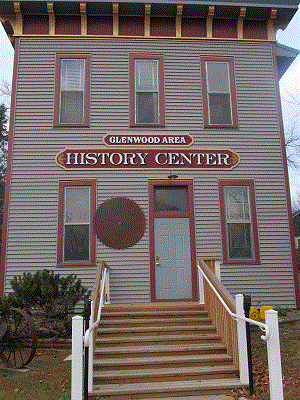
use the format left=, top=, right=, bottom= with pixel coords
left=155, top=187, right=187, bottom=212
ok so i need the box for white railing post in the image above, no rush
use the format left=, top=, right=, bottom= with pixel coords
left=235, top=294, right=249, bottom=385
left=88, top=300, right=94, bottom=392
left=265, top=310, right=284, bottom=400
left=72, top=315, right=84, bottom=400
left=215, top=260, right=221, bottom=281
left=197, top=264, right=205, bottom=304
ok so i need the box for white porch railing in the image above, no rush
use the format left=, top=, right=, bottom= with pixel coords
left=71, top=258, right=283, bottom=400
left=197, top=258, right=284, bottom=400
left=71, top=261, right=110, bottom=400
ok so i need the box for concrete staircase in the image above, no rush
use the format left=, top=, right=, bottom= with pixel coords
left=89, top=302, right=244, bottom=399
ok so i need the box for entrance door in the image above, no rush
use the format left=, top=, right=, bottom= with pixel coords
left=154, top=218, right=192, bottom=300
left=149, top=181, right=197, bottom=301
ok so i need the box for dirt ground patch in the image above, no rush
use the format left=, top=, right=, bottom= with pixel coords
left=0, top=347, right=71, bottom=400
left=229, top=309, right=300, bottom=400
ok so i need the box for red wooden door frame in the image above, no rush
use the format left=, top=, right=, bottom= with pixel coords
left=148, top=179, right=198, bottom=302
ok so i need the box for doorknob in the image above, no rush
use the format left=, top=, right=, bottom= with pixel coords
left=155, top=256, right=160, bottom=267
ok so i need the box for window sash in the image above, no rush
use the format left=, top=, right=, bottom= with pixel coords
left=135, top=60, right=159, bottom=92
left=205, top=61, right=233, bottom=126
left=129, top=54, right=165, bottom=126
left=224, top=186, right=254, bottom=261
left=64, top=225, right=90, bottom=262
left=225, top=186, right=251, bottom=223
left=59, top=58, right=86, bottom=125
left=201, top=56, right=238, bottom=129
left=136, top=92, right=159, bottom=124
left=61, top=59, right=85, bottom=91
left=63, top=185, right=91, bottom=263
left=206, top=61, right=230, bottom=93
left=133, top=58, right=161, bottom=125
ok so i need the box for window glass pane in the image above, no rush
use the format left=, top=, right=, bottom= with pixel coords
left=208, top=93, right=232, bottom=125
left=228, top=223, right=252, bottom=259
left=135, top=60, right=158, bottom=91
left=225, top=186, right=253, bottom=260
left=60, top=91, right=84, bottom=124
left=206, top=61, right=230, bottom=93
left=61, top=59, right=85, bottom=91
left=136, top=92, right=158, bottom=124
left=225, top=187, right=250, bottom=222
left=155, top=187, right=187, bottom=211
left=65, top=186, right=90, bottom=224
left=64, top=225, right=89, bottom=262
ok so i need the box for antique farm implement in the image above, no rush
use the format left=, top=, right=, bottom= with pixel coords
left=0, top=308, right=37, bottom=369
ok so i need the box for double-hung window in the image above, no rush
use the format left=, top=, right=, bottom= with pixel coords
left=201, top=56, right=238, bottom=128
left=219, top=181, right=260, bottom=263
left=58, top=180, right=96, bottom=266
left=130, top=54, right=165, bottom=127
left=54, top=54, right=90, bottom=126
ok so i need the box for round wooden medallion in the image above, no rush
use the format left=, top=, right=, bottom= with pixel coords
left=93, top=197, right=146, bottom=250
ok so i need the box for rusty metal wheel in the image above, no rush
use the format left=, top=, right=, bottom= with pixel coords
left=0, top=308, right=37, bottom=369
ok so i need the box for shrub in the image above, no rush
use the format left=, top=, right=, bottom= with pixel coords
left=0, top=269, right=90, bottom=317
left=274, top=307, right=290, bottom=317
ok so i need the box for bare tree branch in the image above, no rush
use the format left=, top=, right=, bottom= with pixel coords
left=292, top=191, right=300, bottom=213
left=283, top=91, right=300, bottom=169
left=0, top=80, right=12, bottom=110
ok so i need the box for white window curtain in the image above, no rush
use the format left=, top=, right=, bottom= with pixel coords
left=60, top=59, right=85, bottom=124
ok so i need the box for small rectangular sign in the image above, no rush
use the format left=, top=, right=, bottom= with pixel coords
left=56, top=148, right=240, bottom=170
left=103, top=134, right=193, bottom=147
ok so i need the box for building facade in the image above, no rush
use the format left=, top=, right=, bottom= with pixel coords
left=0, top=0, right=299, bottom=308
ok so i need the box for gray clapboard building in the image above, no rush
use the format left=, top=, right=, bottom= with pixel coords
left=0, top=0, right=299, bottom=309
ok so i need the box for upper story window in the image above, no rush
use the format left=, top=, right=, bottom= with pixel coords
left=57, top=180, right=96, bottom=266
left=54, top=54, right=91, bottom=127
left=130, top=54, right=165, bottom=127
left=201, top=56, right=238, bottom=129
left=219, top=180, right=260, bottom=264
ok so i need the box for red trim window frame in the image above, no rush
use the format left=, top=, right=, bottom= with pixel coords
left=201, top=56, right=238, bottom=129
left=148, top=180, right=198, bottom=302
left=129, top=54, right=165, bottom=127
left=57, top=180, right=96, bottom=267
left=219, top=180, right=260, bottom=264
left=54, top=54, right=91, bottom=127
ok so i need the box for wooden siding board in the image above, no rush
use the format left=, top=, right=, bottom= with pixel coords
left=2, top=38, right=296, bottom=307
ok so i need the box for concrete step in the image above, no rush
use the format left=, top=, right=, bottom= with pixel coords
left=93, top=353, right=234, bottom=371
left=93, top=364, right=239, bottom=385
left=89, top=378, right=244, bottom=399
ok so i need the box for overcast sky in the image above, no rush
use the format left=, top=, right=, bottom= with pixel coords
left=1, top=10, right=300, bottom=202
